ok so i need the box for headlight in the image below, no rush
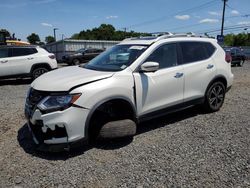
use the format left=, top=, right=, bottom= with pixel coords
left=37, top=94, right=81, bottom=113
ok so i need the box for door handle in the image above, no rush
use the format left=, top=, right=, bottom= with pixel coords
left=174, top=72, right=184, bottom=78
left=1, top=60, right=8, bottom=63
left=207, top=64, right=214, bottom=69
left=27, top=57, right=34, bottom=60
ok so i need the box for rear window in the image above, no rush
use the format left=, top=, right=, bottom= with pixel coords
left=180, top=42, right=214, bottom=64
left=12, top=47, right=37, bottom=57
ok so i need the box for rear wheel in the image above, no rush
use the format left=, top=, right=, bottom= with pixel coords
left=72, top=58, right=80, bottom=65
left=239, top=60, right=244, bottom=67
left=203, top=81, right=226, bottom=112
left=32, top=67, right=49, bottom=80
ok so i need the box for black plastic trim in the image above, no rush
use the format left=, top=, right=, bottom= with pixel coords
left=138, top=97, right=205, bottom=122
left=30, top=63, right=52, bottom=74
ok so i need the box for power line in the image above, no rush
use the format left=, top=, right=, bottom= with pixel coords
left=122, top=0, right=219, bottom=30
left=197, top=24, right=250, bottom=34
left=160, top=13, right=250, bottom=33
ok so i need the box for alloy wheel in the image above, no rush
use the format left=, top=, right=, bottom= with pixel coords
left=208, top=84, right=224, bottom=109
left=33, top=68, right=48, bottom=79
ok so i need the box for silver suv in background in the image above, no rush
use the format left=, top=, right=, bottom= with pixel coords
left=0, top=46, right=57, bottom=80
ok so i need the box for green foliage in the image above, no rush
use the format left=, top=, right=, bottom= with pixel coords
left=224, top=32, right=250, bottom=46
left=0, top=29, right=11, bottom=37
left=27, top=33, right=40, bottom=44
left=71, top=24, right=149, bottom=41
left=45, top=35, right=55, bottom=44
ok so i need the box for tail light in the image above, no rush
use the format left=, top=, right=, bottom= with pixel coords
left=225, top=52, right=232, bottom=63
left=48, top=54, right=55, bottom=59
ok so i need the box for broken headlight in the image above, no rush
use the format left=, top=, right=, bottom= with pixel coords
left=37, top=94, right=81, bottom=113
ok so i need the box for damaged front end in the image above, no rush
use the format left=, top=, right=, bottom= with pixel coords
left=25, top=88, right=89, bottom=152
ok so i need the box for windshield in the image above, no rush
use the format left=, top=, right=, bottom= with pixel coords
left=76, top=48, right=86, bottom=53
left=83, top=44, right=148, bottom=71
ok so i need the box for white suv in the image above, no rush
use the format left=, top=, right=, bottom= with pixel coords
left=0, top=46, right=57, bottom=80
left=24, top=34, right=234, bottom=151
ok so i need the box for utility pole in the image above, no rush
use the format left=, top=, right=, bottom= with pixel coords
left=53, top=28, right=58, bottom=41
left=221, top=0, right=228, bottom=36
left=122, top=27, right=127, bottom=39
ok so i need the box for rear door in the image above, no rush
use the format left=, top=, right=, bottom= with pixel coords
left=9, top=47, right=38, bottom=75
left=179, top=41, right=216, bottom=102
left=133, top=43, right=184, bottom=116
left=0, top=47, right=12, bottom=76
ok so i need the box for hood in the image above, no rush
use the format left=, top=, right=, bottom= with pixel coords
left=31, top=66, right=114, bottom=92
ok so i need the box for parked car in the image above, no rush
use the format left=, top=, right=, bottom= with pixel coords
left=62, top=48, right=104, bottom=65
left=25, top=34, right=234, bottom=151
left=224, top=47, right=246, bottom=66
left=0, top=45, right=57, bottom=80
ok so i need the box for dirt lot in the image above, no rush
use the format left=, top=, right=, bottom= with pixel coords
left=0, top=63, right=250, bottom=187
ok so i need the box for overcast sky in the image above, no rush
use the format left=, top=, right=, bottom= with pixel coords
left=1, top=0, right=250, bottom=41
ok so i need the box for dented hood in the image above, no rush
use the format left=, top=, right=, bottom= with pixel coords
left=31, top=66, right=114, bottom=91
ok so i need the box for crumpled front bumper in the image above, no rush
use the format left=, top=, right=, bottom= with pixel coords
left=25, top=106, right=89, bottom=149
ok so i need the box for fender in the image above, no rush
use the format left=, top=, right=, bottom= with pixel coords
left=30, top=63, right=52, bottom=74
left=84, top=96, right=137, bottom=140
left=205, top=74, right=227, bottom=94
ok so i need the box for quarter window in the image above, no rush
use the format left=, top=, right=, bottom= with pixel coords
left=204, top=43, right=216, bottom=57
left=145, top=43, right=178, bottom=69
left=12, top=48, right=37, bottom=57
left=180, top=42, right=209, bottom=64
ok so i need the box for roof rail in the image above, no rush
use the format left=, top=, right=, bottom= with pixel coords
left=150, top=32, right=174, bottom=37
left=122, top=32, right=209, bottom=42
left=154, top=32, right=209, bottom=41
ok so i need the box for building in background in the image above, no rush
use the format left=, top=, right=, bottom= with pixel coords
left=44, top=39, right=120, bottom=62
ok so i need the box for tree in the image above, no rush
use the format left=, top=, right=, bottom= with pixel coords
left=71, top=24, right=149, bottom=41
left=224, top=33, right=250, bottom=46
left=0, top=29, right=11, bottom=37
left=27, top=33, right=40, bottom=44
left=45, top=35, right=55, bottom=44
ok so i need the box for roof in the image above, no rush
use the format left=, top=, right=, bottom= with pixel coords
left=120, top=33, right=215, bottom=45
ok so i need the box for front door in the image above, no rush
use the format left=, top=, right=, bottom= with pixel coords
left=133, top=43, right=184, bottom=116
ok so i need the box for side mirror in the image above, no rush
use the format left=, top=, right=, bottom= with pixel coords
left=140, top=62, right=159, bottom=72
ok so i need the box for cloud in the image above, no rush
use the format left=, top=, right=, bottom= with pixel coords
left=231, top=10, right=239, bottom=15
left=41, top=22, right=53, bottom=27
left=175, top=15, right=190, bottom=20
left=238, top=21, right=250, bottom=25
left=199, top=18, right=219, bottom=24
left=106, top=15, right=118, bottom=19
left=208, top=11, right=221, bottom=16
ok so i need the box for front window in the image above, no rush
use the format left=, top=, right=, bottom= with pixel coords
left=83, top=44, right=148, bottom=71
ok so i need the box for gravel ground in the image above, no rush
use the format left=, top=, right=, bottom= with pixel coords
left=0, top=63, right=250, bottom=188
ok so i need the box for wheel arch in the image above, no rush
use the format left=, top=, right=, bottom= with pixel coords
left=205, top=75, right=227, bottom=95
left=30, top=63, right=52, bottom=74
left=84, top=96, right=137, bottom=140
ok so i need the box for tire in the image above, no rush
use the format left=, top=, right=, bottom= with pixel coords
left=239, top=60, right=244, bottom=67
left=72, top=58, right=80, bottom=65
left=32, top=67, right=49, bottom=80
left=203, top=81, right=226, bottom=112
left=99, top=119, right=136, bottom=139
